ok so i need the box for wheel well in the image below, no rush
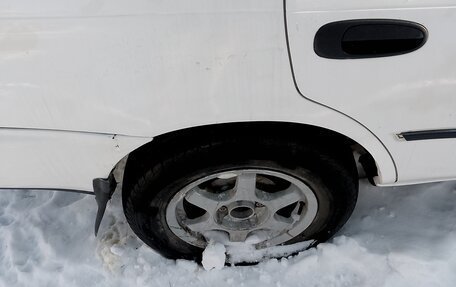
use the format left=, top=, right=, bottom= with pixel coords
left=121, top=122, right=378, bottom=195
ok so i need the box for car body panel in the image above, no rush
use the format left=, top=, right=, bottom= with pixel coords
left=287, top=0, right=456, bottom=12
left=0, top=128, right=150, bottom=191
left=2, top=0, right=454, bottom=191
left=286, top=0, right=456, bottom=183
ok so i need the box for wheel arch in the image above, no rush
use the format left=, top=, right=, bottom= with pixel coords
left=119, top=121, right=379, bottom=197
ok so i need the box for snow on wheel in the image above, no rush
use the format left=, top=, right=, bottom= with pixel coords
left=122, top=126, right=358, bottom=263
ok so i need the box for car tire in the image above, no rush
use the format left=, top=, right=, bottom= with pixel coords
left=123, top=128, right=358, bottom=263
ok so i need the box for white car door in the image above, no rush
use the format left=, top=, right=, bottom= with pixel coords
left=286, top=0, right=456, bottom=184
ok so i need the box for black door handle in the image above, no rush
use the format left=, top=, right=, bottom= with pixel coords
left=314, top=19, right=428, bottom=59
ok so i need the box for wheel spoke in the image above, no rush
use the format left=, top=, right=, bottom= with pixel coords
left=185, top=187, right=221, bottom=216
left=234, top=173, right=257, bottom=201
left=290, top=201, right=304, bottom=221
left=184, top=213, right=215, bottom=233
left=261, top=214, right=293, bottom=233
left=265, top=185, right=302, bottom=212
left=228, top=229, right=251, bottom=242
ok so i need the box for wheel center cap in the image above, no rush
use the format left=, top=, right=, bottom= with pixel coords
left=215, top=201, right=267, bottom=230
left=230, top=206, right=254, bottom=219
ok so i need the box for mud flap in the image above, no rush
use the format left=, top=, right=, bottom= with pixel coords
left=93, top=175, right=117, bottom=236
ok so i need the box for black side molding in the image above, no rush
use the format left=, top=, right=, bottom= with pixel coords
left=314, top=19, right=428, bottom=59
left=399, top=129, right=456, bottom=141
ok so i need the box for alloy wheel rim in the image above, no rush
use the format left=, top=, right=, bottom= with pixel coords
left=165, top=169, right=319, bottom=249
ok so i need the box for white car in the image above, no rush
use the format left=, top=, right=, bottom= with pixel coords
left=2, top=0, right=455, bottom=263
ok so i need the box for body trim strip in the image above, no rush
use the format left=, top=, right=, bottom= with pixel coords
left=399, top=129, right=456, bottom=141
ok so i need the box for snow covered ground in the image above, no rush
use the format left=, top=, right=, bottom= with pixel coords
left=1, top=180, right=456, bottom=287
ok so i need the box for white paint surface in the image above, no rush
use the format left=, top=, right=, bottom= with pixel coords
left=287, top=1, right=456, bottom=183
left=0, top=129, right=150, bottom=191
left=0, top=0, right=455, bottom=190
left=0, top=0, right=397, bottom=189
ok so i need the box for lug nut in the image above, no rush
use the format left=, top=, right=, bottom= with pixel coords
left=219, top=206, right=227, bottom=212
left=255, top=202, right=264, bottom=208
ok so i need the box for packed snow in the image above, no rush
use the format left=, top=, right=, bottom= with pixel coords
left=1, top=180, right=456, bottom=287
left=202, top=241, right=226, bottom=270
